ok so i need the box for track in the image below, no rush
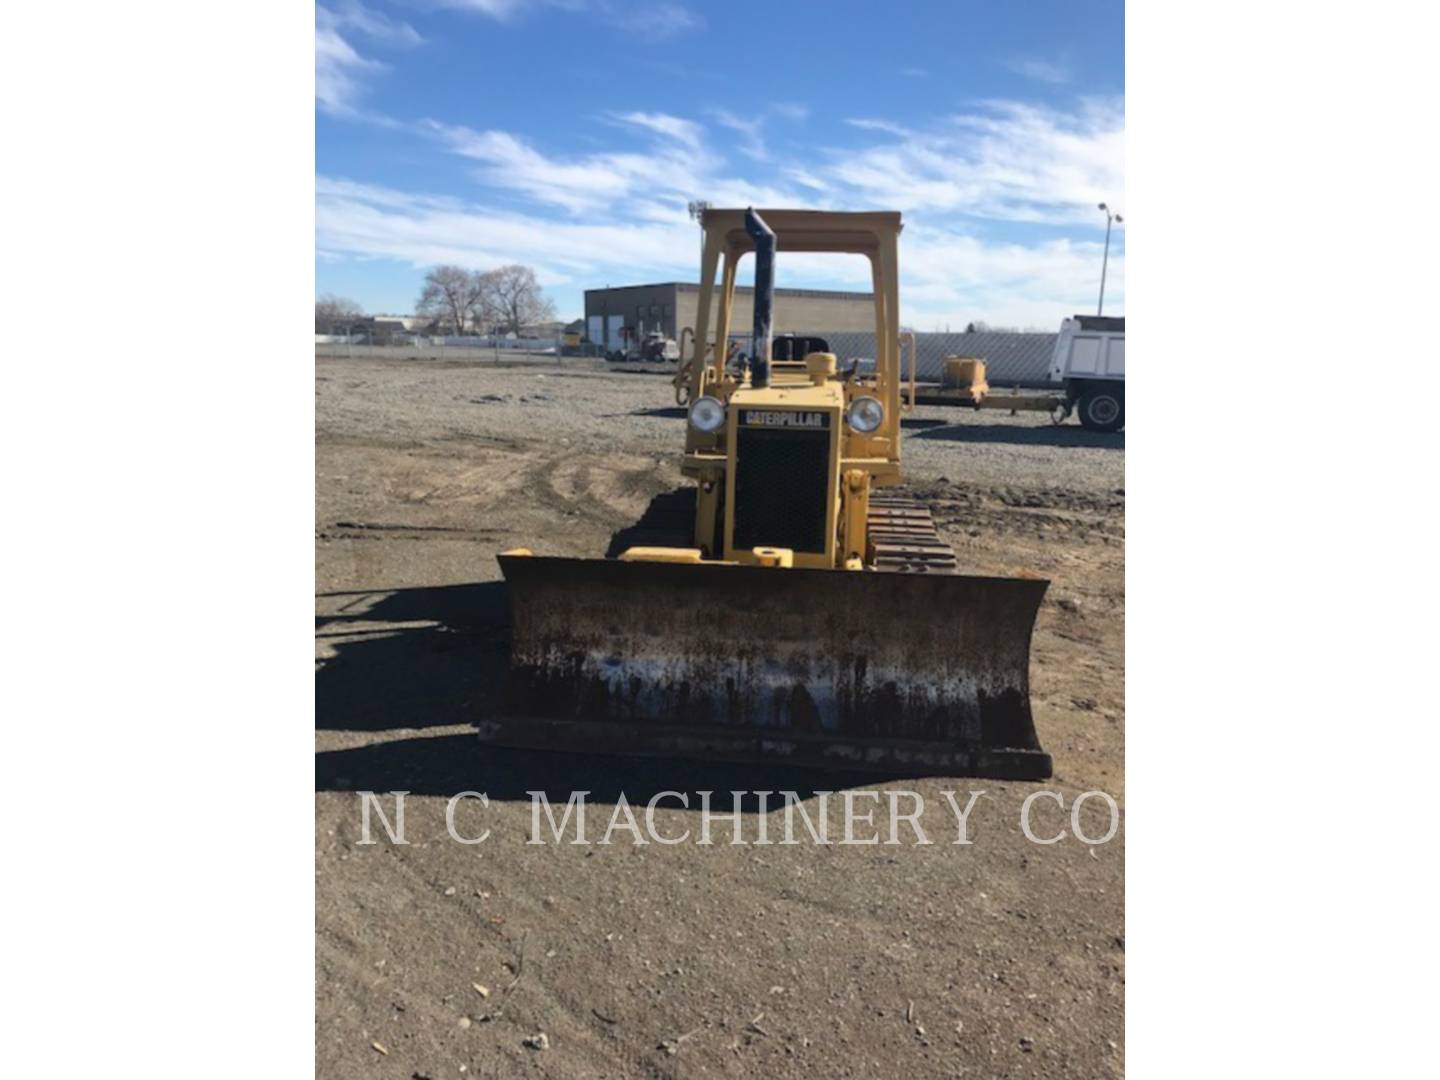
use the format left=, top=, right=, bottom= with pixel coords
left=866, top=494, right=960, bottom=573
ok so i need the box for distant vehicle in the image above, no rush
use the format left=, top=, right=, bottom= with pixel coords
left=1050, top=315, right=1124, bottom=432
left=640, top=331, right=680, bottom=362
left=607, top=329, right=679, bottom=363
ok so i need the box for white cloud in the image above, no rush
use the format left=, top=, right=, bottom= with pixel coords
left=845, top=117, right=917, bottom=138
left=316, top=176, right=699, bottom=284
left=1008, top=56, right=1071, bottom=85
left=605, top=2, right=704, bottom=38
left=316, top=3, right=422, bottom=114
left=328, top=1, right=423, bottom=44
left=316, top=176, right=467, bottom=213
left=316, top=21, right=383, bottom=114
left=319, top=96, right=1123, bottom=325
left=316, top=1, right=703, bottom=115
left=784, top=169, right=832, bottom=193
left=425, top=125, right=641, bottom=212
left=834, top=98, right=1124, bottom=225
left=710, top=108, right=767, bottom=161
left=421, top=119, right=713, bottom=213
left=901, top=226, right=1121, bottom=328
left=434, top=0, right=703, bottom=38
left=432, top=0, right=531, bottom=18
left=419, top=110, right=805, bottom=214
left=609, top=111, right=703, bottom=151
left=317, top=177, right=1121, bottom=326
left=706, top=103, right=810, bottom=161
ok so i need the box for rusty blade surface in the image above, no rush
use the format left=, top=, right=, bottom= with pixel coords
left=494, top=554, right=1051, bottom=778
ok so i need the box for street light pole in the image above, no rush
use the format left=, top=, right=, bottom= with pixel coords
left=1097, top=202, right=1124, bottom=315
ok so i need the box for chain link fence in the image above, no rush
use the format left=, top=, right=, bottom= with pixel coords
left=316, top=336, right=564, bottom=361
left=316, top=330, right=1062, bottom=386
left=804, top=330, right=1061, bottom=387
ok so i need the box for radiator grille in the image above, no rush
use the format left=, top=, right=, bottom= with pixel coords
left=732, top=425, right=831, bottom=554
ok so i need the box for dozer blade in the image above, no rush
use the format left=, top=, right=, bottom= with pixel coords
left=489, top=554, right=1051, bottom=779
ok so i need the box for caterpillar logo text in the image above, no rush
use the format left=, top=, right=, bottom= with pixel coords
left=740, top=410, right=829, bottom=429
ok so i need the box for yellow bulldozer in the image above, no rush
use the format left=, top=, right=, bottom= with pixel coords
left=491, top=208, right=1051, bottom=778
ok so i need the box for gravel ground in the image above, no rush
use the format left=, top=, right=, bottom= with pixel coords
left=316, top=353, right=1125, bottom=1078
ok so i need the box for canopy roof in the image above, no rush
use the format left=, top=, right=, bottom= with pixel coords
left=700, top=208, right=902, bottom=256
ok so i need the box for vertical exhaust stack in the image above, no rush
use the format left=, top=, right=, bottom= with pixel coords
left=745, top=207, right=775, bottom=388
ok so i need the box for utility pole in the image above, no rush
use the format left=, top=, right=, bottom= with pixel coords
left=1097, top=202, right=1124, bottom=315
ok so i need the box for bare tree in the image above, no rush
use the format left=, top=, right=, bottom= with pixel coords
left=316, top=294, right=364, bottom=334
left=481, top=264, right=557, bottom=336
left=417, top=266, right=488, bottom=336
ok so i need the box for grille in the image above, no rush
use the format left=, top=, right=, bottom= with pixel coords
left=732, top=425, right=831, bottom=554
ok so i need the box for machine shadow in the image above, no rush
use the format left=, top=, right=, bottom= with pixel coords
left=630, top=406, right=688, bottom=419
left=316, top=735, right=865, bottom=804
left=315, top=581, right=869, bottom=801
left=315, top=582, right=510, bottom=733
left=911, top=423, right=1125, bottom=449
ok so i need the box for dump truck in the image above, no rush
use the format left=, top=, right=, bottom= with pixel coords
left=490, top=208, right=1051, bottom=778
left=1050, top=315, right=1124, bottom=431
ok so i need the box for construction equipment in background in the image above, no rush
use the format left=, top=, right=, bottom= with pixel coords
left=492, top=208, right=1051, bottom=779
left=915, top=356, right=1071, bottom=422
left=639, top=329, right=680, bottom=362
left=914, top=316, right=1125, bottom=432
left=606, top=325, right=680, bottom=364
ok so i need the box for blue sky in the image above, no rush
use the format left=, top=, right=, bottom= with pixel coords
left=316, top=1, right=1124, bottom=328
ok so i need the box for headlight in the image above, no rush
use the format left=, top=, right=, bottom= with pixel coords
left=846, top=396, right=884, bottom=433
left=688, top=395, right=726, bottom=433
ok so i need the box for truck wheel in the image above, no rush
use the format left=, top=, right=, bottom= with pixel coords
left=1078, top=388, right=1124, bottom=432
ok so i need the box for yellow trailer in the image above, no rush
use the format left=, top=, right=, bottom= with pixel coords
left=913, top=357, right=1071, bottom=419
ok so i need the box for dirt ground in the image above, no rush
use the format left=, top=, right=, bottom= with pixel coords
left=316, top=353, right=1125, bottom=1079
